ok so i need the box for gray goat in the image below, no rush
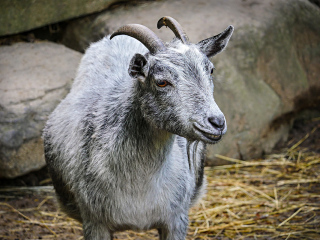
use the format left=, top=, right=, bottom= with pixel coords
left=43, top=16, right=233, bottom=240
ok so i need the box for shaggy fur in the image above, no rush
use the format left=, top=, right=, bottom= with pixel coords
left=43, top=23, right=233, bottom=240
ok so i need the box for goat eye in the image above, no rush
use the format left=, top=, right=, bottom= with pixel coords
left=156, top=80, right=169, bottom=87
left=210, top=68, right=214, bottom=74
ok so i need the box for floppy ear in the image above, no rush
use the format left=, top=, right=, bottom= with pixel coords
left=197, top=25, right=234, bottom=58
left=128, top=53, right=148, bottom=81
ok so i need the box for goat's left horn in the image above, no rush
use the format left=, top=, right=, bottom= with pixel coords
left=157, top=16, right=189, bottom=44
left=110, top=24, right=166, bottom=55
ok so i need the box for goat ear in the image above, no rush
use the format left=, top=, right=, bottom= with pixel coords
left=128, top=53, right=148, bottom=81
left=197, top=25, right=234, bottom=58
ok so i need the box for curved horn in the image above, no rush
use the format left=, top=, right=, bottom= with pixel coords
left=157, top=16, right=189, bottom=44
left=110, top=24, right=166, bottom=55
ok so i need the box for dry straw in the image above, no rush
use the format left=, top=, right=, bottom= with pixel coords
left=0, top=125, right=319, bottom=239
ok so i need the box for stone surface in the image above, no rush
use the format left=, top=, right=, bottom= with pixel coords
left=0, top=0, right=130, bottom=36
left=1, top=0, right=319, bottom=179
left=60, top=0, right=320, bottom=164
left=0, top=42, right=82, bottom=178
left=61, top=0, right=276, bottom=51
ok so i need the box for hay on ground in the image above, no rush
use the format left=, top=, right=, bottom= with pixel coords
left=0, top=125, right=319, bottom=239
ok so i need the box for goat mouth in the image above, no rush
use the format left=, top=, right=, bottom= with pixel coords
left=193, top=124, right=222, bottom=142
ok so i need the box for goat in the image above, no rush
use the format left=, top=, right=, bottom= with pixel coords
left=43, top=16, right=233, bottom=240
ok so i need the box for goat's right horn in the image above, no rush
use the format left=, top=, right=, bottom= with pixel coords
left=157, top=16, right=189, bottom=44
left=110, top=24, right=166, bottom=55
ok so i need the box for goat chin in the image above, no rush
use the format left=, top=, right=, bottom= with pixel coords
left=43, top=16, right=233, bottom=240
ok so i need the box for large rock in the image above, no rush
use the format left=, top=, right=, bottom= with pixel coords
left=0, top=42, right=82, bottom=178
left=0, top=0, right=131, bottom=36
left=2, top=0, right=318, bottom=178
left=61, top=0, right=320, bottom=164
left=210, top=0, right=320, bottom=163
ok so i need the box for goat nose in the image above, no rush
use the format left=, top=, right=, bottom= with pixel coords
left=208, top=116, right=225, bottom=130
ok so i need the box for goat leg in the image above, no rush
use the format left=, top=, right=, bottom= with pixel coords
left=82, top=221, right=113, bottom=240
left=158, top=213, right=189, bottom=240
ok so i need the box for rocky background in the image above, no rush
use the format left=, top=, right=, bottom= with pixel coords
left=0, top=0, right=319, bottom=179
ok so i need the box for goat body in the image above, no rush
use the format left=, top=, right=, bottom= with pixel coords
left=43, top=17, right=233, bottom=240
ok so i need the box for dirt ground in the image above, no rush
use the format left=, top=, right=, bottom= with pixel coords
left=0, top=117, right=319, bottom=240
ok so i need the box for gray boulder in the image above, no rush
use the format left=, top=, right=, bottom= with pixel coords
left=61, top=0, right=320, bottom=164
left=0, top=0, right=131, bottom=36
left=0, top=42, right=82, bottom=178
left=1, top=0, right=318, bottom=179
left=210, top=0, right=320, bottom=163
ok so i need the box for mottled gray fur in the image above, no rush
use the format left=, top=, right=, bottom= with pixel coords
left=43, top=23, right=233, bottom=240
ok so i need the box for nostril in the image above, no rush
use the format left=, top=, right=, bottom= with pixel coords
left=208, top=116, right=225, bottom=130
